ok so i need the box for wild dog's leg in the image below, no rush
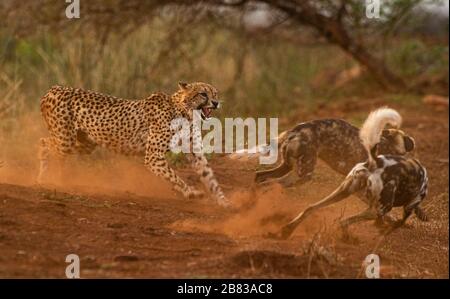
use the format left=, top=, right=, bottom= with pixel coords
left=259, top=139, right=319, bottom=187
left=144, top=128, right=203, bottom=199
left=267, top=156, right=304, bottom=188
left=389, top=193, right=427, bottom=232
left=286, top=132, right=318, bottom=184
left=295, top=143, right=318, bottom=184
left=276, top=145, right=319, bottom=187
left=256, top=155, right=298, bottom=187
left=381, top=207, right=414, bottom=236
left=277, top=170, right=301, bottom=188
left=281, top=180, right=354, bottom=238
left=255, top=141, right=292, bottom=183
left=382, top=201, right=427, bottom=236
left=413, top=177, right=429, bottom=222
left=362, top=181, right=417, bottom=228
left=392, top=208, right=414, bottom=229
left=372, top=181, right=398, bottom=228
left=280, top=167, right=367, bottom=239
left=374, top=214, right=397, bottom=227
left=371, top=181, right=415, bottom=235
left=256, top=135, right=298, bottom=185
left=255, top=161, right=292, bottom=183
left=256, top=136, right=302, bottom=187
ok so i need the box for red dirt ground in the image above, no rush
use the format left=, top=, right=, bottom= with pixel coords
left=0, top=100, right=448, bottom=278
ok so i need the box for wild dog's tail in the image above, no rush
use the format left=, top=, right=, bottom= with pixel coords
left=360, top=107, right=402, bottom=167
left=228, top=130, right=288, bottom=161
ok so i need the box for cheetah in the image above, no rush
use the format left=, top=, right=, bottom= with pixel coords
left=37, top=82, right=229, bottom=207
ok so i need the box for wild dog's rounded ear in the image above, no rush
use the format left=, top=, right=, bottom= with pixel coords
left=178, top=82, right=189, bottom=90
left=404, top=136, right=415, bottom=152
left=380, top=129, right=390, bottom=142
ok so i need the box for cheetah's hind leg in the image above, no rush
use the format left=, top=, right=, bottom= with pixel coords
left=36, top=137, right=53, bottom=184
left=36, top=135, right=77, bottom=185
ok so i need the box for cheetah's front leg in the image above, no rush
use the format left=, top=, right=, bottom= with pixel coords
left=190, top=152, right=230, bottom=207
left=145, top=151, right=204, bottom=199
left=144, top=132, right=203, bottom=200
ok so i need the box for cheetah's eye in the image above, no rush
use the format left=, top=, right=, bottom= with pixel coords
left=199, top=92, right=208, bottom=99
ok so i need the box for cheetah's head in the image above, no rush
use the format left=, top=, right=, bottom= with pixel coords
left=175, top=82, right=220, bottom=120
left=378, top=129, right=415, bottom=156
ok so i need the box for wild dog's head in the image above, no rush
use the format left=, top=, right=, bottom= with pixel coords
left=172, top=82, right=220, bottom=121
left=378, top=129, right=415, bottom=156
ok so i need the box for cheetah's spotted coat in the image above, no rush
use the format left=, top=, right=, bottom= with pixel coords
left=37, top=82, right=228, bottom=206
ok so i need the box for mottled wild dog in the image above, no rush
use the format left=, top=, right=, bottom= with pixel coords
left=280, top=108, right=428, bottom=239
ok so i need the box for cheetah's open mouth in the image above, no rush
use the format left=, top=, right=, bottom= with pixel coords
left=200, top=106, right=215, bottom=120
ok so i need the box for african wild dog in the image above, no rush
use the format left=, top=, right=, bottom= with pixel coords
left=231, top=116, right=415, bottom=187
left=279, top=108, right=428, bottom=239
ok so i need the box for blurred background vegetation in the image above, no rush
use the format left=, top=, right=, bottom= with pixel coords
left=0, top=0, right=448, bottom=143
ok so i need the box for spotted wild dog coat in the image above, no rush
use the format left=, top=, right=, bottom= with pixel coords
left=279, top=108, right=428, bottom=239
left=255, top=118, right=415, bottom=187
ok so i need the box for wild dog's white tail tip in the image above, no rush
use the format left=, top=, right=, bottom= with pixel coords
left=360, top=107, right=402, bottom=163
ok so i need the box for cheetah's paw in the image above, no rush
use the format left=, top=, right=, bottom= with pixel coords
left=217, top=197, right=232, bottom=208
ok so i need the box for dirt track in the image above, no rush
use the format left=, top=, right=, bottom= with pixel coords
left=0, top=100, right=448, bottom=278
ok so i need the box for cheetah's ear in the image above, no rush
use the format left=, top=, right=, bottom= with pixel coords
left=178, top=82, right=189, bottom=90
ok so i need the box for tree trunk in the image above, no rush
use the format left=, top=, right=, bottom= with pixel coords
left=263, top=0, right=408, bottom=92
left=318, top=19, right=407, bottom=92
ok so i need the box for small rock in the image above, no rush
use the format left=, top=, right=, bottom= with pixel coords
left=423, top=94, right=449, bottom=107
left=107, top=222, right=126, bottom=229
left=100, top=262, right=118, bottom=269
